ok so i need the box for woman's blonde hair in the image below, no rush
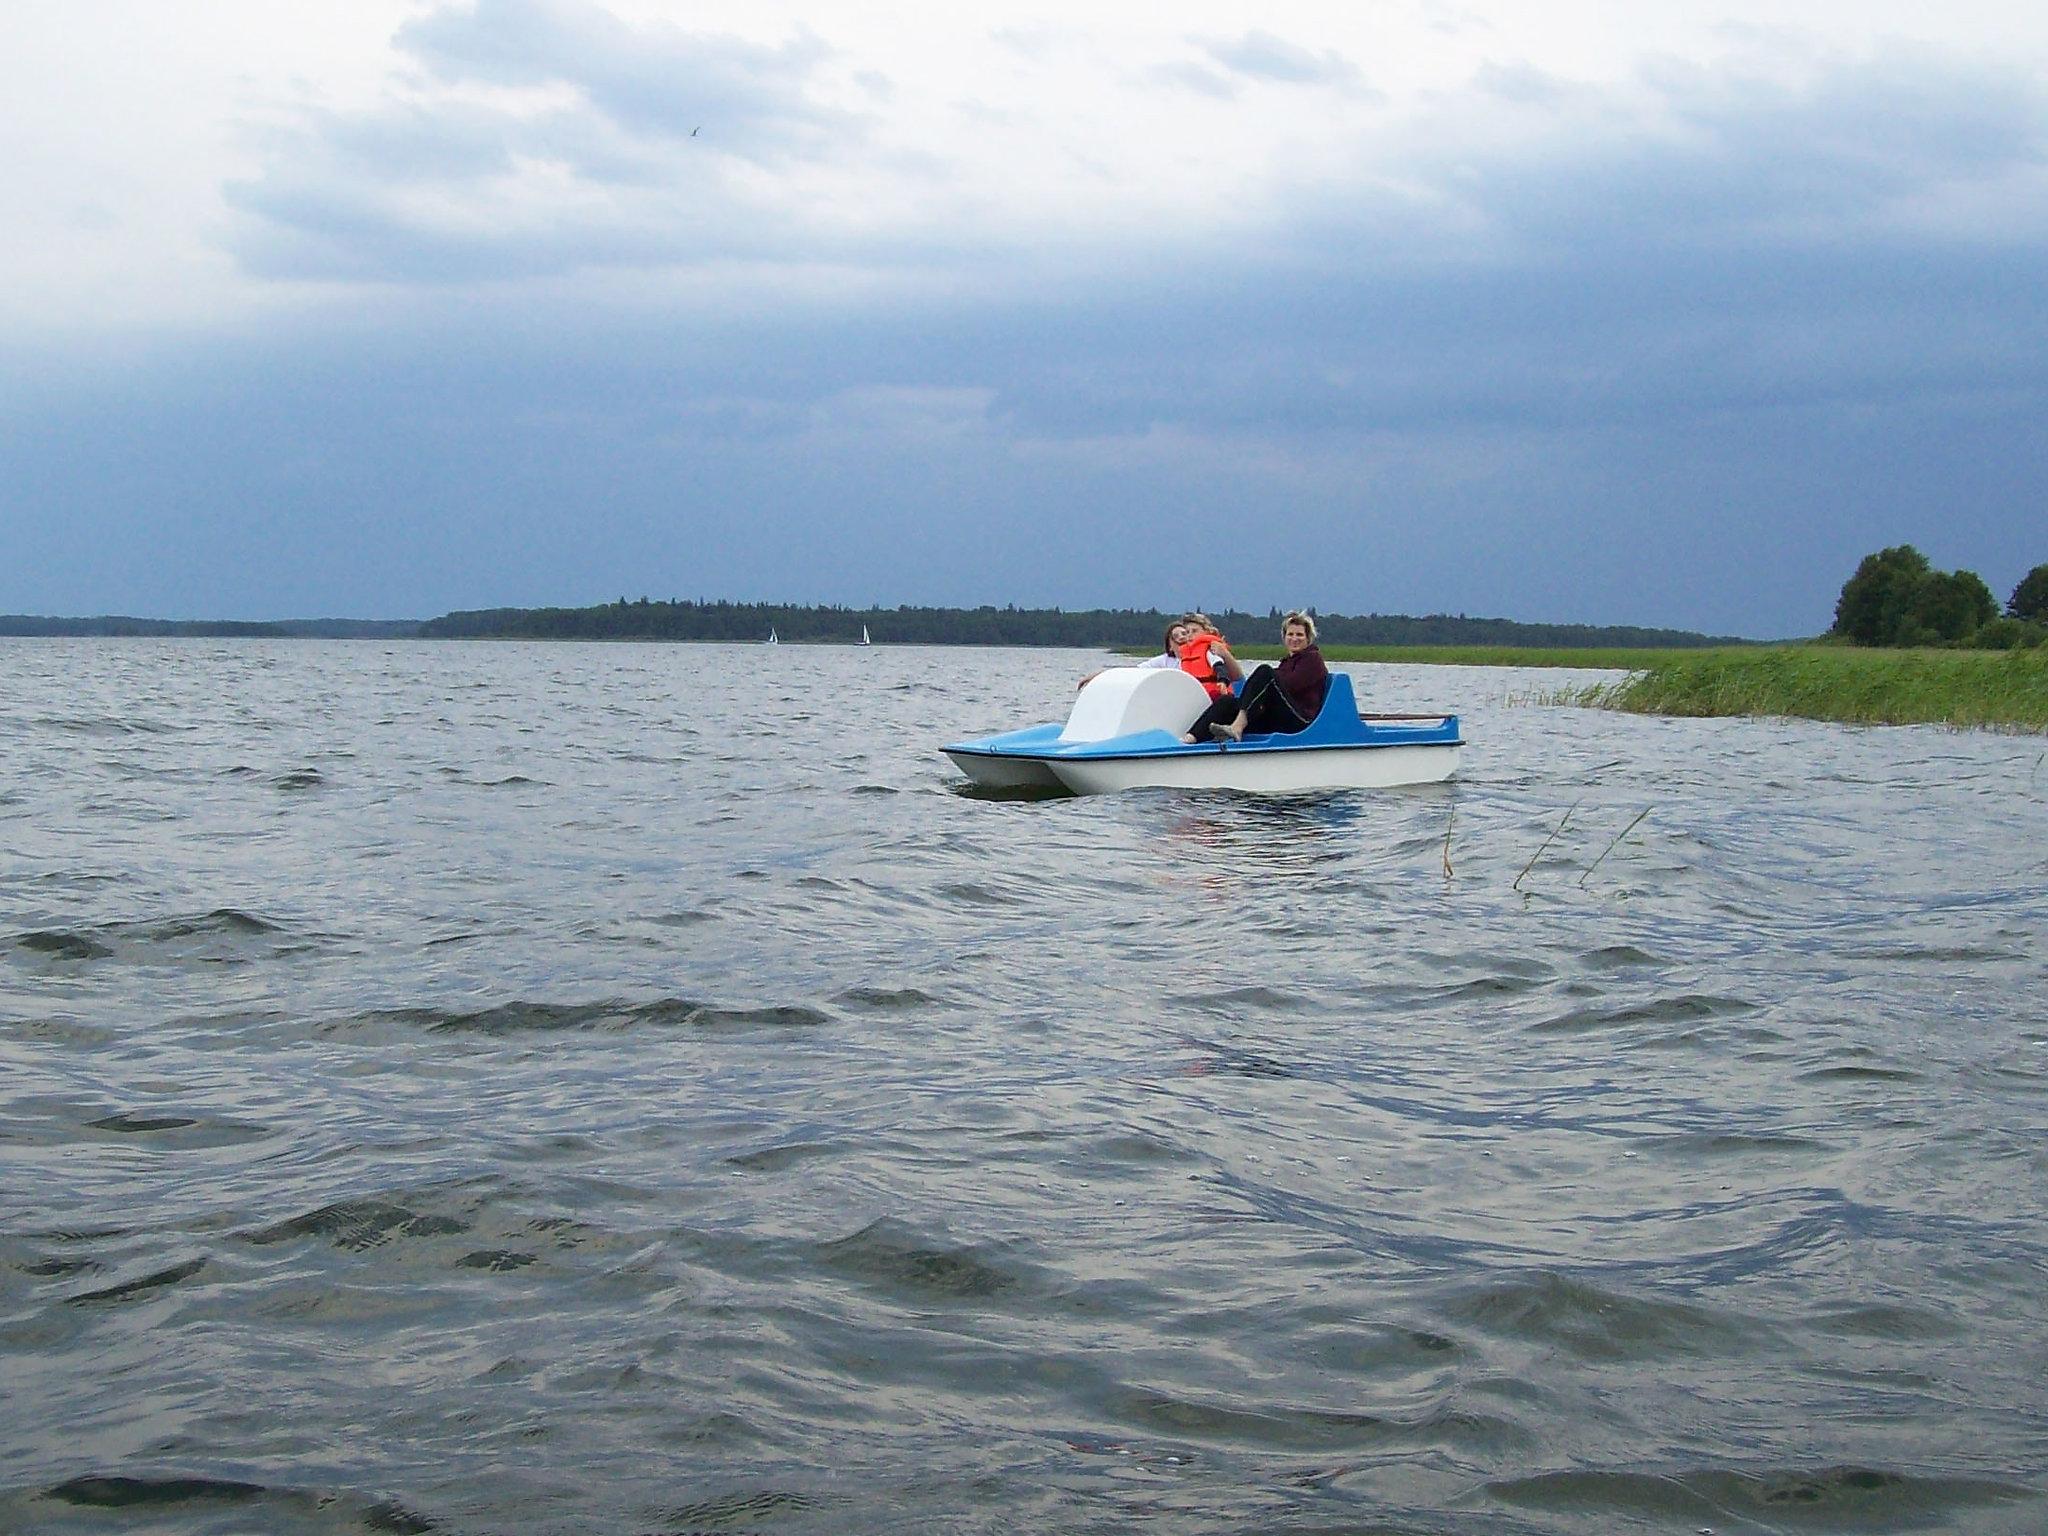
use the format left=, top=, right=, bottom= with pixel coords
left=1283, top=610, right=1317, bottom=643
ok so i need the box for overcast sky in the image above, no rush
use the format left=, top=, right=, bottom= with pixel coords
left=4, top=1, right=2044, bottom=636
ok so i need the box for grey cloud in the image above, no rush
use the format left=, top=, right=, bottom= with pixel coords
left=1472, top=61, right=1582, bottom=107
left=281, top=102, right=518, bottom=184
left=1197, top=30, right=1370, bottom=92
left=224, top=0, right=860, bottom=282
left=1392, top=47, right=2048, bottom=261
left=222, top=104, right=740, bottom=283
left=396, top=0, right=846, bottom=154
left=906, top=50, right=2048, bottom=451
left=1646, top=48, right=2048, bottom=211
left=1152, top=61, right=1240, bottom=100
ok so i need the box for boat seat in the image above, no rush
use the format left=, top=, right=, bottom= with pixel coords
left=1233, top=671, right=1360, bottom=744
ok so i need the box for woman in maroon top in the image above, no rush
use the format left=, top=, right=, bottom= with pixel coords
left=1181, top=611, right=1328, bottom=744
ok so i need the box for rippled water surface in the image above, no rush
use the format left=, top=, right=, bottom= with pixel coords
left=3, top=638, right=2045, bottom=1535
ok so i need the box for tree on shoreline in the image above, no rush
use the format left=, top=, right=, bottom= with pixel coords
left=2011, top=564, right=2048, bottom=623
left=1833, top=546, right=1930, bottom=645
left=1832, top=546, right=2017, bottom=648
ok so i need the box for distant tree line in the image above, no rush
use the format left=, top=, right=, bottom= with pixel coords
left=416, top=598, right=1745, bottom=649
left=0, top=615, right=301, bottom=637
left=0, top=616, right=426, bottom=638
left=4, top=601, right=1765, bottom=649
left=1831, top=549, right=2047, bottom=650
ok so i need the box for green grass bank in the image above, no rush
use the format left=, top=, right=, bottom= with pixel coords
left=1565, top=644, right=2048, bottom=731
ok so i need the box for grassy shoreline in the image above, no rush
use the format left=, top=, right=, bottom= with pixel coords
left=1564, top=645, right=2048, bottom=731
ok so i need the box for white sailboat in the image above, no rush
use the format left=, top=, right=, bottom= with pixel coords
left=765, top=626, right=779, bottom=645
left=859, top=624, right=871, bottom=646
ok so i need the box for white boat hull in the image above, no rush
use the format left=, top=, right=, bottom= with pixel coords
left=1047, top=741, right=1459, bottom=796
left=944, top=749, right=1065, bottom=789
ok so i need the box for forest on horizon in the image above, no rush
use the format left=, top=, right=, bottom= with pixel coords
left=2, top=601, right=1750, bottom=648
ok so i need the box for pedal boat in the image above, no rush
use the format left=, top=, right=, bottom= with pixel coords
left=943, top=667, right=1461, bottom=795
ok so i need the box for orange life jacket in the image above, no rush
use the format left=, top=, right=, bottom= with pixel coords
left=1177, top=632, right=1230, bottom=698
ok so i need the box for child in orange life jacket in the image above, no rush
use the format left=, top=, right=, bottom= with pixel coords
left=1175, top=613, right=1243, bottom=699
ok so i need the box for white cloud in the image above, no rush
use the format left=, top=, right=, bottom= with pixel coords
left=6, top=0, right=2045, bottom=329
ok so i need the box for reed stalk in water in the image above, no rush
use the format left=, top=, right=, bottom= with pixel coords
left=1580, top=808, right=1650, bottom=887
left=1514, top=801, right=1579, bottom=891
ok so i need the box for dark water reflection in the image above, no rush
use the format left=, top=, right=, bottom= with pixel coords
left=2, top=638, right=2044, bottom=1534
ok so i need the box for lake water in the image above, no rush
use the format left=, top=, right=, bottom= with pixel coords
left=2, top=638, right=2044, bottom=1535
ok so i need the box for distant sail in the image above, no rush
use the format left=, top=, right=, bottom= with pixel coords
left=859, top=624, right=871, bottom=646
left=766, top=627, right=779, bottom=645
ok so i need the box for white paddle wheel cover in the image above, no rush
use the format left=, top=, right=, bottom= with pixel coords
left=1058, top=668, right=1210, bottom=743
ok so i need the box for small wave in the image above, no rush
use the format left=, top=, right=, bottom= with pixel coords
left=41, top=1477, right=436, bottom=1532
left=438, top=769, right=542, bottom=786
left=1800, top=1063, right=1920, bottom=1084
left=17, top=908, right=301, bottom=969
left=87, top=1113, right=198, bottom=1132
left=21, top=1254, right=100, bottom=1279
left=1107, top=1385, right=1524, bottom=1456
left=1443, top=1269, right=1754, bottom=1362
left=1529, top=992, right=1756, bottom=1036
left=812, top=1218, right=1029, bottom=1303
left=1422, top=972, right=1548, bottom=1003
left=361, top=996, right=832, bottom=1035
left=11, top=930, right=112, bottom=961
left=1081, top=1129, right=1190, bottom=1166
left=1650, top=1130, right=1833, bottom=1158
left=1805, top=1300, right=1964, bottom=1341
left=457, top=1249, right=537, bottom=1271
left=4, top=1017, right=115, bottom=1047
left=935, top=880, right=1025, bottom=907
left=659, top=1490, right=817, bottom=1526
left=726, top=1138, right=848, bottom=1172
left=1172, top=984, right=1308, bottom=1014
left=1580, top=944, right=1665, bottom=968
left=1177, top=1040, right=1297, bottom=1079
left=82, top=1109, right=271, bottom=1147
left=649, top=909, right=718, bottom=927
left=832, top=985, right=940, bottom=1010
left=36, top=715, right=185, bottom=737
left=248, top=1197, right=470, bottom=1253
left=67, top=1255, right=209, bottom=1306
left=46, top=1475, right=268, bottom=1509
left=243, top=1193, right=590, bottom=1275
left=1487, top=1462, right=2035, bottom=1525
left=1838, top=943, right=2025, bottom=963
left=270, top=768, right=324, bottom=791
left=145, top=909, right=283, bottom=938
